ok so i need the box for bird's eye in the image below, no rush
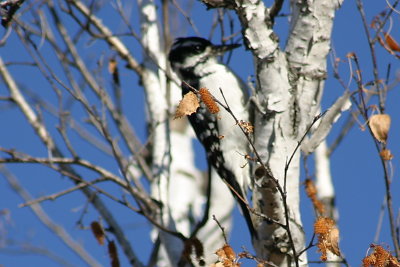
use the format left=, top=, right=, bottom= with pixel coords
left=193, top=45, right=203, bottom=53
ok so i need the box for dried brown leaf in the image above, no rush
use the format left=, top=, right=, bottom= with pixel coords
left=305, top=179, right=317, bottom=197
left=215, top=244, right=239, bottom=267
left=223, top=244, right=236, bottom=261
left=384, top=33, right=400, bottom=52
left=108, top=58, right=118, bottom=74
left=314, top=200, right=325, bottom=215
left=363, top=254, right=376, bottom=267
left=388, top=256, right=400, bottom=267
left=315, top=217, right=341, bottom=261
left=369, top=114, right=391, bottom=143
left=363, top=244, right=400, bottom=267
left=108, top=241, right=120, bottom=267
left=314, top=217, right=334, bottom=234
left=238, top=120, right=254, bottom=133
left=380, top=149, right=394, bottom=161
left=90, top=221, right=105, bottom=245
left=328, top=227, right=341, bottom=256
left=108, top=58, right=119, bottom=84
left=378, top=36, right=398, bottom=57
left=304, top=179, right=325, bottom=215
left=375, top=246, right=390, bottom=267
left=174, top=92, right=200, bottom=119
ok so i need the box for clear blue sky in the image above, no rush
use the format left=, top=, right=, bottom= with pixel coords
left=1, top=0, right=399, bottom=266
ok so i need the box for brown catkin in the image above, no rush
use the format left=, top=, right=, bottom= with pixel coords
left=199, top=88, right=219, bottom=114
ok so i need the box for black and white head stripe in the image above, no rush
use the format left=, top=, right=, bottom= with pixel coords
left=168, top=37, right=212, bottom=64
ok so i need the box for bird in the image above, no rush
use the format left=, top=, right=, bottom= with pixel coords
left=168, top=37, right=256, bottom=239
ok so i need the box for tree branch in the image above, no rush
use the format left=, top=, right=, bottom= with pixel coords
left=0, top=56, right=144, bottom=267
left=0, top=165, right=102, bottom=267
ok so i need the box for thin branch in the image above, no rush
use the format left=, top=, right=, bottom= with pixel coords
left=0, top=165, right=102, bottom=267
left=239, top=248, right=279, bottom=267
left=301, top=92, right=350, bottom=155
left=48, top=2, right=153, bottom=182
left=0, top=149, right=188, bottom=243
left=356, top=0, right=385, bottom=112
left=171, top=0, right=200, bottom=36
left=2, top=111, right=150, bottom=208
left=19, top=178, right=107, bottom=208
left=17, top=23, right=153, bottom=211
left=0, top=243, right=75, bottom=267
left=0, top=56, right=144, bottom=267
left=0, top=149, right=153, bottom=210
left=350, top=52, right=400, bottom=257
left=66, top=0, right=143, bottom=75
left=372, top=0, right=400, bottom=43
left=269, top=0, right=284, bottom=24
left=212, top=215, right=228, bottom=244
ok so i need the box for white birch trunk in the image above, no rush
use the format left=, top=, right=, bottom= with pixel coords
left=138, top=1, right=235, bottom=265
left=138, top=1, right=183, bottom=264
left=231, top=0, right=343, bottom=265
left=315, top=141, right=341, bottom=267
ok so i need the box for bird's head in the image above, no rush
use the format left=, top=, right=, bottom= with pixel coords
left=168, top=37, right=240, bottom=78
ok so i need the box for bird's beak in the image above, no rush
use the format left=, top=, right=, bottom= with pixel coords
left=211, top=43, right=240, bottom=56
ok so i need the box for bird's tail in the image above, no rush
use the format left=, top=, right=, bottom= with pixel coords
left=213, top=164, right=257, bottom=241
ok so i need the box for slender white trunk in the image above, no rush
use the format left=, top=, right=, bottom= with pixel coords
left=232, top=0, right=343, bottom=265
left=138, top=0, right=181, bottom=264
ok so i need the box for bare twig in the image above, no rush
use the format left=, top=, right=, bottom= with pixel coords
left=356, top=0, right=385, bottom=112
left=349, top=52, right=400, bottom=257
left=0, top=165, right=102, bottom=267
left=171, top=0, right=200, bottom=36
left=372, top=0, right=400, bottom=43
left=296, top=233, right=315, bottom=259
left=47, top=2, right=153, bottom=183
left=66, top=0, right=143, bottom=74
left=212, top=215, right=228, bottom=244
left=301, top=92, right=351, bottom=155
left=0, top=56, right=144, bottom=266
left=19, top=178, right=106, bottom=208
left=0, top=242, right=75, bottom=267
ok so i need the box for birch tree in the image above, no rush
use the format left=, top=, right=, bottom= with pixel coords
left=1, top=0, right=399, bottom=266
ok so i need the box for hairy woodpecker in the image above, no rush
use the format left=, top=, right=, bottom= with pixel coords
left=168, top=37, right=256, bottom=239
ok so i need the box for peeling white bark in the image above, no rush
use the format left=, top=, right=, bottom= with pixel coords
left=315, top=141, right=341, bottom=267
left=138, top=1, right=234, bottom=265
left=232, top=0, right=343, bottom=266
left=137, top=0, right=182, bottom=264
left=286, top=0, right=344, bottom=136
left=302, top=91, right=351, bottom=155
left=315, top=141, right=335, bottom=203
